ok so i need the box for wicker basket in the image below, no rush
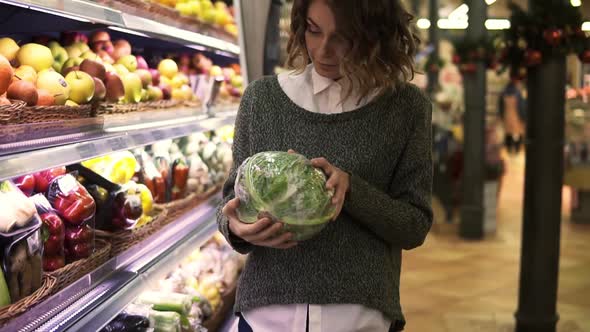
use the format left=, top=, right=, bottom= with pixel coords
left=140, top=99, right=183, bottom=111
left=157, top=185, right=221, bottom=224
left=0, top=274, right=57, bottom=325
left=95, top=206, right=168, bottom=258
left=46, top=239, right=111, bottom=294
left=0, top=100, right=26, bottom=125
left=202, top=279, right=237, bottom=332
left=16, top=104, right=93, bottom=124
left=96, top=103, right=141, bottom=115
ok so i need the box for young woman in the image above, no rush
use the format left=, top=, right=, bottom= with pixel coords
left=218, top=0, right=433, bottom=331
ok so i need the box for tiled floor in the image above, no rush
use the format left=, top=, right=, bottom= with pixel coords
left=401, top=152, right=590, bottom=332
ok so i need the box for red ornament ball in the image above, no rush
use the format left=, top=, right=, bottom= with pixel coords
left=460, top=63, right=477, bottom=74
left=579, top=50, right=590, bottom=64
left=524, top=49, right=543, bottom=67
left=543, top=29, right=563, bottom=46
left=452, top=54, right=461, bottom=64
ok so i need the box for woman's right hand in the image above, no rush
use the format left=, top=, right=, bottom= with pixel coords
left=222, top=198, right=298, bottom=249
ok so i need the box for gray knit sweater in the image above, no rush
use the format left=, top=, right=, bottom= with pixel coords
left=216, top=76, right=433, bottom=325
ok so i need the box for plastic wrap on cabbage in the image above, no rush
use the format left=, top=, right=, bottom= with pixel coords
left=235, top=151, right=336, bottom=241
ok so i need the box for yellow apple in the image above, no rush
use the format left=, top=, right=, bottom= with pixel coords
left=17, top=43, right=54, bottom=72
left=0, top=37, right=19, bottom=61
left=65, top=45, right=83, bottom=59
left=170, top=75, right=184, bottom=89
left=36, top=70, right=70, bottom=105
left=209, top=65, right=222, bottom=77
left=116, top=55, right=137, bottom=72
left=121, top=72, right=142, bottom=103
left=113, top=64, right=130, bottom=76
left=175, top=3, right=191, bottom=16
left=13, top=65, right=37, bottom=84
left=65, top=100, right=79, bottom=106
left=160, top=76, right=172, bottom=86
left=65, top=71, right=95, bottom=104
left=158, top=59, right=178, bottom=79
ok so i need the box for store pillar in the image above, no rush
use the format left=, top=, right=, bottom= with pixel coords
left=427, top=0, right=439, bottom=95
left=235, top=0, right=271, bottom=84
left=515, top=56, right=565, bottom=332
left=459, top=0, right=486, bottom=239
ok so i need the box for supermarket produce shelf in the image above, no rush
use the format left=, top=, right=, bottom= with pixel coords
left=0, top=0, right=240, bottom=55
left=0, top=193, right=221, bottom=332
left=0, top=108, right=237, bottom=181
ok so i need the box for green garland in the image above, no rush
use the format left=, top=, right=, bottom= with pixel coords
left=451, top=35, right=499, bottom=74
left=498, top=1, right=588, bottom=79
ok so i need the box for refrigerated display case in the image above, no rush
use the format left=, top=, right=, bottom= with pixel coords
left=0, top=0, right=244, bottom=330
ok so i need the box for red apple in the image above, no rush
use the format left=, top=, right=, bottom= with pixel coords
left=36, top=89, right=55, bottom=106
left=0, top=54, right=13, bottom=95
left=112, top=39, right=131, bottom=60
left=80, top=59, right=106, bottom=81
left=159, top=83, right=171, bottom=100
left=105, top=71, right=125, bottom=103
left=7, top=80, right=38, bottom=106
left=149, top=68, right=160, bottom=86
left=136, top=55, right=149, bottom=70
left=92, top=77, right=106, bottom=101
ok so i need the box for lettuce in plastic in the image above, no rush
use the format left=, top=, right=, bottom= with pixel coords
left=235, top=151, right=335, bottom=241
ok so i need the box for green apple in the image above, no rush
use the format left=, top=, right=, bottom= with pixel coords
left=147, top=85, right=163, bottom=101
left=81, top=50, right=98, bottom=60
left=157, top=59, right=178, bottom=79
left=116, top=55, right=137, bottom=72
left=50, top=46, right=69, bottom=72
left=121, top=72, right=142, bottom=103
left=62, top=57, right=83, bottom=73
left=36, top=70, right=70, bottom=105
left=65, top=45, right=83, bottom=59
left=72, top=42, right=90, bottom=53
left=17, top=43, right=54, bottom=72
left=0, top=37, right=19, bottom=61
left=65, top=71, right=95, bottom=104
left=113, top=63, right=130, bottom=76
left=47, top=41, right=61, bottom=51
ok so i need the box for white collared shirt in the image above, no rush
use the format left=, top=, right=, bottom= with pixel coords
left=230, top=65, right=391, bottom=332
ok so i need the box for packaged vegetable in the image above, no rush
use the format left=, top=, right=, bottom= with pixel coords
left=235, top=151, right=336, bottom=241
left=136, top=151, right=167, bottom=204
left=82, top=152, right=137, bottom=185
left=170, top=157, right=189, bottom=201
left=33, top=167, right=67, bottom=194
left=47, top=174, right=96, bottom=226
left=0, top=266, right=11, bottom=308
left=99, top=313, right=150, bottom=332
left=31, top=194, right=66, bottom=271
left=153, top=156, right=171, bottom=203
left=137, top=291, right=192, bottom=316
left=149, top=310, right=181, bottom=332
left=0, top=181, right=37, bottom=233
left=13, top=175, right=35, bottom=197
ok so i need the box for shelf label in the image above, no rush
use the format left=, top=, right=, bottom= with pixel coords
left=152, top=130, right=165, bottom=141
left=107, top=137, right=127, bottom=151
left=131, top=133, right=146, bottom=144
left=76, top=143, right=98, bottom=160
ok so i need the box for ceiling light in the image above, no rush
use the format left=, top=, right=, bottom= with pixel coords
left=438, top=18, right=468, bottom=30
left=417, top=18, right=431, bottom=29
left=571, top=0, right=581, bottom=7
left=485, top=19, right=511, bottom=30
left=486, top=0, right=497, bottom=4
left=582, top=22, right=590, bottom=31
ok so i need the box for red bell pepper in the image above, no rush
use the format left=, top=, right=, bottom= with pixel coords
left=40, top=212, right=65, bottom=258
left=65, top=225, right=93, bottom=245
left=34, top=167, right=66, bottom=193
left=171, top=159, right=189, bottom=200
left=43, top=256, right=65, bottom=271
left=13, top=175, right=36, bottom=196
left=49, top=175, right=96, bottom=225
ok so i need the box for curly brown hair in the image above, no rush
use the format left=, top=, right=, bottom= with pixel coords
left=286, top=0, right=420, bottom=101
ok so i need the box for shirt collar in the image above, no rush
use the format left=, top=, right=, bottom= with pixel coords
left=311, top=65, right=338, bottom=95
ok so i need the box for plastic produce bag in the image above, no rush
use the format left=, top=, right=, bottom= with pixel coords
left=46, top=174, right=96, bottom=262
left=82, top=152, right=137, bottom=185
left=135, top=150, right=167, bottom=204
left=0, top=181, right=37, bottom=233
left=31, top=194, right=65, bottom=271
left=235, top=151, right=336, bottom=241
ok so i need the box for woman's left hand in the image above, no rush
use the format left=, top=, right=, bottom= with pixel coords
left=310, top=157, right=350, bottom=221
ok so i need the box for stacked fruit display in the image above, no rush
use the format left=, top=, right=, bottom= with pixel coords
left=155, top=0, right=238, bottom=37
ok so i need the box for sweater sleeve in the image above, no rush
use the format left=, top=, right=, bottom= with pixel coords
left=343, top=93, right=433, bottom=250
left=216, top=82, right=257, bottom=254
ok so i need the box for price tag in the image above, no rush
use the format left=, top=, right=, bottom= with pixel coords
left=152, top=130, right=165, bottom=141
left=76, top=143, right=98, bottom=160
left=108, top=137, right=127, bottom=151
left=131, top=133, right=146, bottom=144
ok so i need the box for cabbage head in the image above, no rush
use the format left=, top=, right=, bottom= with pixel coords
left=235, top=151, right=335, bottom=241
